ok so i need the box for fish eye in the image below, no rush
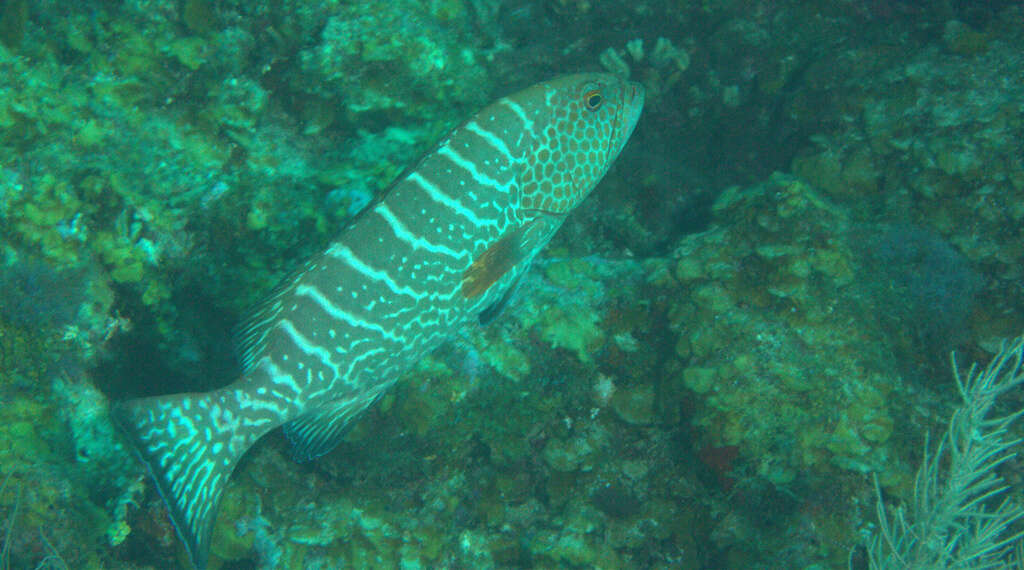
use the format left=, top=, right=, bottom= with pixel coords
left=583, top=89, right=603, bottom=111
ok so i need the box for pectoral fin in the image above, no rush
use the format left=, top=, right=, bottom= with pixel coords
left=461, top=229, right=526, bottom=299
left=284, top=396, right=378, bottom=461
left=461, top=213, right=565, bottom=300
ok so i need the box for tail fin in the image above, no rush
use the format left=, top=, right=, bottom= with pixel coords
left=114, top=390, right=266, bottom=570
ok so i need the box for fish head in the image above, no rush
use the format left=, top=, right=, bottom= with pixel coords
left=518, top=72, right=644, bottom=214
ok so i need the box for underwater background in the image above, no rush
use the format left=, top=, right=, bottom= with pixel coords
left=1, top=0, right=1023, bottom=568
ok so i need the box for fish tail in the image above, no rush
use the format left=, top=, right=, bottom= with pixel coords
left=113, top=389, right=270, bottom=570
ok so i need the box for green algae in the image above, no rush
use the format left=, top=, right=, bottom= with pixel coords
left=529, top=301, right=604, bottom=363
left=480, top=341, right=531, bottom=382
left=0, top=0, right=26, bottom=49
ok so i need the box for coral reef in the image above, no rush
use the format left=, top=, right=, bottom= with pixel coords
left=662, top=174, right=898, bottom=481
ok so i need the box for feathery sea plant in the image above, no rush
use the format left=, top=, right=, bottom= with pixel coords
left=0, top=472, right=68, bottom=570
left=0, top=471, right=18, bottom=570
left=868, top=335, right=1024, bottom=569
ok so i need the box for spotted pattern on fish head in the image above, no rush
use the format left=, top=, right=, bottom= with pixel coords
left=518, top=74, right=644, bottom=214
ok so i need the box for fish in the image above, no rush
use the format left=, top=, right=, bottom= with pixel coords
left=113, top=72, right=644, bottom=569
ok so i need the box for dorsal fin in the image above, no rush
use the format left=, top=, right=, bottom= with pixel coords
left=233, top=299, right=283, bottom=373
left=232, top=264, right=310, bottom=372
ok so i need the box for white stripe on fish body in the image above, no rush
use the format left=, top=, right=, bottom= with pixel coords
left=113, top=73, right=644, bottom=570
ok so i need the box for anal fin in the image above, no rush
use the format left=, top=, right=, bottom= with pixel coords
left=284, top=396, right=378, bottom=462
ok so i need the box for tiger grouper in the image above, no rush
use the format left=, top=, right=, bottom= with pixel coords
left=114, top=72, right=644, bottom=569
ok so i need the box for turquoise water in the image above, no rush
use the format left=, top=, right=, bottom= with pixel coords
left=1, top=1, right=1023, bottom=568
